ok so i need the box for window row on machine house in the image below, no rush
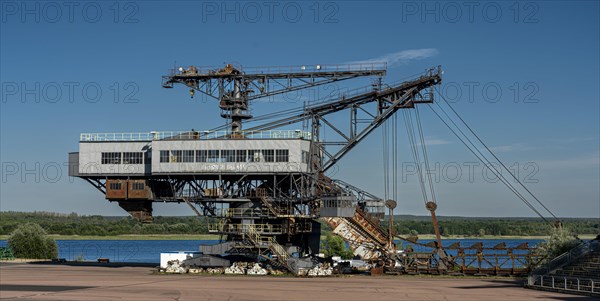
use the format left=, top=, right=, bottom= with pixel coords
left=158, top=149, right=290, bottom=163
left=101, top=152, right=145, bottom=164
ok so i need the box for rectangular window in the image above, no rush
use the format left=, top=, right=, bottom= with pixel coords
left=170, top=150, right=182, bottom=162
left=207, top=150, right=220, bottom=163
left=247, top=150, right=260, bottom=162
left=182, top=150, right=194, bottom=162
left=302, top=151, right=309, bottom=163
left=235, top=150, right=247, bottom=162
left=109, top=182, right=122, bottom=190
left=160, top=150, right=169, bottom=163
left=222, top=150, right=235, bottom=162
left=275, top=149, right=289, bottom=162
left=101, top=152, right=121, bottom=164
left=196, top=150, right=207, bottom=162
left=123, top=152, right=143, bottom=164
left=262, top=149, right=274, bottom=162
left=132, top=182, right=145, bottom=190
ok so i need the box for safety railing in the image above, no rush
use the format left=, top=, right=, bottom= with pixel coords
left=528, top=275, right=598, bottom=295
left=533, top=240, right=600, bottom=275
left=269, top=240, right=290, bottom=261
left=528, top=240, right=600, bottom=294
left=208, top=223, right=283, bottom=234
left=241, top=63, right=387, bottom=74
left=244, top=226, right=262, bottom=245
left=167, top=63, right=387, bottom=77
left=215, top=208, right=271, bottom=218
left=80, top=130, right=312, bottom=142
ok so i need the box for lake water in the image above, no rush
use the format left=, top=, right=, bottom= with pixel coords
left=0, top=240, right=216, bottom=263
left=0, top=239, right=543, bottom=264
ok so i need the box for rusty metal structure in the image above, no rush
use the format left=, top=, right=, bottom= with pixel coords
left=69, top=62, right=547, bottom=275
left=396, top=240, right=541, bottom=276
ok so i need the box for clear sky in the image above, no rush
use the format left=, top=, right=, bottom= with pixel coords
left=1, top=1, right=598, bottom=218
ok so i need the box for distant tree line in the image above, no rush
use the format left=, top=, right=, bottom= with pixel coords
left=0, top=211, right=210, bottom=236
left=0, top=211, right=597, bottom=237
left=380, top=216, right=599, bottom=237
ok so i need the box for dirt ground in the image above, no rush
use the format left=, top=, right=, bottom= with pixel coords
left=0, top=263, right=594, bottom=301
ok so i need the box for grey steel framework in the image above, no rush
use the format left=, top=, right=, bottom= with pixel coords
left=70, top=63, right=540, bottom=275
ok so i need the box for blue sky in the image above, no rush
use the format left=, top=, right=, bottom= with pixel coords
left=1, top=1, right=598, bottom=218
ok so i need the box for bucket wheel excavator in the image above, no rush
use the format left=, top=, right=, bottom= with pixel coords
left=71, top=62, right=557, bottom=275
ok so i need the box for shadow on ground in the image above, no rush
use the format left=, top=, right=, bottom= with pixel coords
left=456, top=279, right=525, bottom=289
left=0, top=284, right=95, bottom=292
left=2, top=261, right=157, bottom=269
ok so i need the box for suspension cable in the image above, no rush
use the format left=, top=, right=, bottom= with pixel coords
left=434, top=88, right=558, bottom=221
left=393, top=113, right=398, bottom=204
left=427, top=102, right=551, bottom=224
left=415, top=106, right=437, bottom=204
left=404, top=110, right=429, bottom=205
left=382, top=118, right=389, bottom=200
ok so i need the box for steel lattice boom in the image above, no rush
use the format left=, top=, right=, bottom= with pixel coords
left=162, top=63, right=386, bottom=133
left=244, top=66, right=442, bottom=171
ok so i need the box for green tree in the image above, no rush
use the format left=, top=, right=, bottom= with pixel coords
left=131, top=224, right=142, bottom=234
left=168, top=223, right=191, bottom=233
left=396, top=225, right=410, bottom=235
left=8, top=223, right=58, bottom=259
left=441, top=226, right=450, bottom=236
left=322, top=234, right=353, bottom=259
left=535, top=225, right=580, bottom=266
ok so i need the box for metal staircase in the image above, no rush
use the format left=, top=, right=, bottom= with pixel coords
left=244, top=226, right=298, bottom=274
left=259, top=196, right=282, bottom=217
left=528, top=240, right=600, bottom=296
